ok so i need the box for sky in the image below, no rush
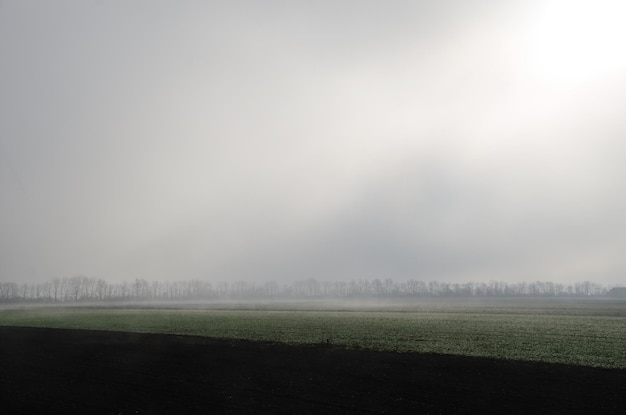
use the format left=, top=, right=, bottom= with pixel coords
left=1, top=0, right=625, bottom=285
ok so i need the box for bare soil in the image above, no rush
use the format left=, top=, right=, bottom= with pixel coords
left=1, top=326, right=624, bottom=414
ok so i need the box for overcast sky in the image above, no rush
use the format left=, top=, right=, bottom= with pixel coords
left=1, top=0, right=625, bottom=285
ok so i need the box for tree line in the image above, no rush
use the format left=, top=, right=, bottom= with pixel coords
left=0, top=276, right=611, bottom=303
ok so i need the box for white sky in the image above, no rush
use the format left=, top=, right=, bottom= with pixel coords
left=1, top=0, right=625, bottom=284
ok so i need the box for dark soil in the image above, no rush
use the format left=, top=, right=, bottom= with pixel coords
left=1, top=326, right=624, bottom=414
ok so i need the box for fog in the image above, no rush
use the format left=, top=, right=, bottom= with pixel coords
left=1, top=1, right=625, bottom=285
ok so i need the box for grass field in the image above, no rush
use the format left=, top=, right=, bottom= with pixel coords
left=1, top=298, right=624, bottom=368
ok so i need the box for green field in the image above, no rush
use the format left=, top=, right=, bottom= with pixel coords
left=1, top=298, right=625, bottom=368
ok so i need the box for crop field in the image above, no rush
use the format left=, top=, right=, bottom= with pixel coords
left=1, top=298, right=625, bottom=369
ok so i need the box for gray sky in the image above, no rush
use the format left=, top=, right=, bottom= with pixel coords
left=1, top=0, right=625, bottom=285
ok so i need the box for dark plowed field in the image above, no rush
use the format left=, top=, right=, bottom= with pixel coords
left=1, top=326, right=624, bottom=414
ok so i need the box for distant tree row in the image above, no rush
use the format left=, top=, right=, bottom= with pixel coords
left=0, top=276, right=612, bottom=303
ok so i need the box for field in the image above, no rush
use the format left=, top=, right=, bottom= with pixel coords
left=1, top=297, right=625, bottom=368
left=1, top=298, right=625, bottom=414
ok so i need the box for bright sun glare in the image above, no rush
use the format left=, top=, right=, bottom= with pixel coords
left=527, top=0, right=626, bottom=85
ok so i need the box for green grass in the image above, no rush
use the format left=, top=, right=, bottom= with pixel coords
left=1, top=302, right=625, bottom=368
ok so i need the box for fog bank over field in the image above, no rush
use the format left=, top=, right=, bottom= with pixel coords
left=1, top=1, right=626, bottom=285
